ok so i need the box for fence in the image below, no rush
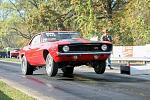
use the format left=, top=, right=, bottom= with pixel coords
left=112, top=44, right=150, bottom=58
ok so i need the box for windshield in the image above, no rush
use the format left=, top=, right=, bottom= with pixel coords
left=13, top=49, right=20, bottom=51
left=43, top=32, right=80, bottom=42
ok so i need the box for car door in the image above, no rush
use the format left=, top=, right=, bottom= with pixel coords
left=26, top=35, right=42, bottom=65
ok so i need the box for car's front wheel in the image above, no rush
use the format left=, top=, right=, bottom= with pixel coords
left=21, top=56, right=34, bottom=75
left=46, top=54, right=58, bottom=77
left=93, top=61, right=106, bottom=74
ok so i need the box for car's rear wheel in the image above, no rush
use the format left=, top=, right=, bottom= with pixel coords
left=62, top=67, right=74, bottom=77
left=21, top=56, right=34, bottom=75
left=46, top=54, right=58, bottom=77
left=94, top=61, right=106, bottom=74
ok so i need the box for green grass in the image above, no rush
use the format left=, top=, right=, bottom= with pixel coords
left=0, top=58, right=20, bottom=63
left=0, top=81, right=35, bottom=100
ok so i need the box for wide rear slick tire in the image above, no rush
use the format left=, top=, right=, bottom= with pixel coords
left=62, top=67, right=74, bottom=77
left=94, top=61, right=106, bottom=74
left=21, top=56, right=34, bottom=75
left=46, top=54, right=58, bottom=77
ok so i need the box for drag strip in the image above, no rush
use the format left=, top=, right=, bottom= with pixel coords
left=0, top=61, right=150, bottom=100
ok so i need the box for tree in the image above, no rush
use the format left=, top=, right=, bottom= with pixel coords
left=0, top=0, right=149, bottom=47
left=120, top=0, right=150, bottom=45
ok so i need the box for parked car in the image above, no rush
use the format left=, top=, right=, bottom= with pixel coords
left=0, top=51, right=7, bottom=58
left=19, top=31, right=112, bottom=77
left=10, top=49, right=20, bottom=58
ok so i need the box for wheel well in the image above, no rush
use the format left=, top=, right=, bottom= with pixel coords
left=43, top=50, right=49, bottom=61
left=21, top=54, right=24, bottom=57
left=20, top=54, right=24, bottom=58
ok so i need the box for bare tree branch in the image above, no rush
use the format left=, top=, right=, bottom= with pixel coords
left=11, top=27, right=31, bottom=39
left=8, top=0, right=26, bottom=21
left=28, top=0, right=39, bottom=9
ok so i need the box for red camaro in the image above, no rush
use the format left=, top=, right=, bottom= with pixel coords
left=19, top=31, right=112, bottom=77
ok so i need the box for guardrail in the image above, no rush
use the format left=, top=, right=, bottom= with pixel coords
left=111, top=57, right=150, bottom=64
left=111, top=57, right=150, bottom=61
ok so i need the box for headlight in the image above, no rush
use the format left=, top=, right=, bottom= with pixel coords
left=101, top=44, right=107, bottom=51
left=63, top=45, right=69, bottom=52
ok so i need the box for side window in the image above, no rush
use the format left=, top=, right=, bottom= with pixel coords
left=30, top=35, right=41, bottom=46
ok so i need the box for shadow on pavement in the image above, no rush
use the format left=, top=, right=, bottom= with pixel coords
left=28, top=71, right=150, bottom=83
left=72, top=72, right=150, bottom=83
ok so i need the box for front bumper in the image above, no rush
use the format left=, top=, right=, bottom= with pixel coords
left=54, top=52, right=111, bottom=62
left=58, top=52, right=111, bottom=56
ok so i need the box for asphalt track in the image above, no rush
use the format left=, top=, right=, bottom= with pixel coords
left=0, top=61, right=150, bottom=100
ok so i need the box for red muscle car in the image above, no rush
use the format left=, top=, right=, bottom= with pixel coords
left=10, top=49, right=20, bottom=58
left=19, top=31, right=112, bottom=77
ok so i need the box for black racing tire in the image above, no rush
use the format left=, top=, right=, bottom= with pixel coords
left=62, top=67, right=74, bottom=76
left=46, top=54, right=58, bottom=77
left=61, top=67, right=74, bottom=78
left=21, top=56, right=34, bottom=75
left=94, top=61, right=106, bottom=74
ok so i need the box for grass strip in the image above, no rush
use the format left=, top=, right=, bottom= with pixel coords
left=0, top=81, right=35, bottom=100
left=0, top=58, right=20, bottom=63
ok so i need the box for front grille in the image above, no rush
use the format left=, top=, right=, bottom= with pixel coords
left=70, top=44, right=101, bottom=51
left=58, top=43, right=112, bottom=53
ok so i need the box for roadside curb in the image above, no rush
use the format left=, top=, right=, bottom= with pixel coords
left=0, top=77, right=54, bottom=100
left=0, top=60, right=20, bottom=64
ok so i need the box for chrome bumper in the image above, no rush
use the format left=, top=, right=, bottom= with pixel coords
left=58, top=52, right=111, bottom=56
